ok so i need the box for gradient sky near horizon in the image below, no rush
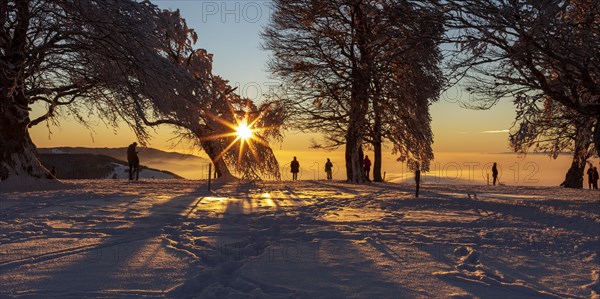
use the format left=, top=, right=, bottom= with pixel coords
left=29, top=0, right=517, bottom=155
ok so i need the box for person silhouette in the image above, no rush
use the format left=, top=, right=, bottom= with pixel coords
left=127, top=142, right=139, bottom=180
left=290, top=156, right=300, bottom=180
left=363, top=155, right=371, bottom=181
left=587, top=166, right=594, bottom=190
left=492, top=162, right=499, bottom=186
left=325, top=158, right=333, bottom=180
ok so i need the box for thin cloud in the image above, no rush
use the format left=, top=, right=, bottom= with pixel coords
left=481, top=130, right=509, bottom=134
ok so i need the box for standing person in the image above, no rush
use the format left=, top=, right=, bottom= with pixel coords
left=325, top=158, right=333, bottom=180
left=363, top=155, right=372, bottom=181
left=587, top=166, right=595, bottom=190
left=593, top=167, right=599, bottom=190
left=492, top=162, right=499, bottom=186
left=415, top=163, right=421, bottom=198
left=127, top=142, right=138, bottom=180
left=290, top=156, right=300, bottom=180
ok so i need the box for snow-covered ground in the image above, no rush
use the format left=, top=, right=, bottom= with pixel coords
left=107, top=163, right=179, bottom=180
left=1, top=180, right=599, bottom=298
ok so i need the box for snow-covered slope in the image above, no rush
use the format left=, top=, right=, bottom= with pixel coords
left=1, top=180, right=598, bottom=298
left=107, top=163, right=178, bottom=180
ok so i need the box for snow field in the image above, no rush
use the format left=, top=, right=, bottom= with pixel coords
left=1, top=180, right=599, bottom=298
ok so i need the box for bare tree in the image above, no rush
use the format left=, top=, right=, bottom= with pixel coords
left=263, top=0, right=442, bottom=182
left=192, top=77, right=286, bottom=181
left=156, top=12, right=285, bottom=181
left=442, top=0, right=600, bottom=188
left=367, top=15, right=444, bottom=180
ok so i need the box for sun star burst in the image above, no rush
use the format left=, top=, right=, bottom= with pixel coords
left=236, top=122, right=253, bottom=140
left=199, top=102, right=276, bottom=167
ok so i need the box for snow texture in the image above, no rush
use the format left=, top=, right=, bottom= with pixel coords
left=1, top=180, right=599, bottom=298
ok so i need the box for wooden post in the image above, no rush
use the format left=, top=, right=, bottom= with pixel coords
left=208, top=164, right=212, bottom=191
left=487, top=173, right=489, bottom=186
left=383, top=171, right=386, bottom=182
left=415, top=169, right=420, bottom=198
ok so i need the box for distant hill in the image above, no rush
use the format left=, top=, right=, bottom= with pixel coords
left=38, top=147, right=211, bottom=179
left=39, top=153, right=183, bottom=180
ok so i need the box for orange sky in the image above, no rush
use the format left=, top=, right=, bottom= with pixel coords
left=29, top=104, right=509, bottom=151
left=29, top=95, right=515, bottom=155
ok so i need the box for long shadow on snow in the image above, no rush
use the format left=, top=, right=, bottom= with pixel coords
left=373, top=186, right=600, bottom=240
left=7, top=181, right=211, bottom=298
left=315, top=183, right=596, bottom=298
left=0, top=184, right=162, bottom=268
left=169, top=181, right=418, bottom=298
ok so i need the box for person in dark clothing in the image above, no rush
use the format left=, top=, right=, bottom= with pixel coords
left=127, top=142, right=139, bottom=180
left=587, top=166, right=595, bottom=190
left=325, top=158, right=333, bottom=180
left=593, top=167, right=599, bottom=190
left=290, top=156, right=300, bottom=180
left=492, top=162, right=499, bottom=186
left=415, top=163, right=421, bottom=198
left=363, top=155, right=372, bottom=181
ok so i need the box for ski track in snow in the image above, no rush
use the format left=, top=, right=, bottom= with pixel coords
left=1, top=179, right=599, bottom=298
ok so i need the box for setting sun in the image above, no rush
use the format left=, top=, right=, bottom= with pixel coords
left=236, top=122, right=253, bottom=140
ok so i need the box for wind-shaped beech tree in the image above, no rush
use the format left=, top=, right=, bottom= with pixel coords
left=263, top=0, right=443, bottom=182
left=186, top=74, right=285, bottom=181
left=157, top=11, right=285, bottom=180
left=0, top=0, right=283, bottom=181
left=198, top=79, right=286, bottom=180
left=443, top=0, right=600, bottom=188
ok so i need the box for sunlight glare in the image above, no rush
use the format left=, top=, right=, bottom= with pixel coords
left=236, top=123, right=253, bottom=140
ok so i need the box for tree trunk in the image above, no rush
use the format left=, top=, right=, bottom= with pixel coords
left=561, top=155, right=586, bottom=189
left=345, top=76, right=369, bottom=183
left=593, top=116, right=600, bottom=158
left=0, top=0, right=49, bottom=181
left=372, top=97, right=383, bottom=182
left=345, top=91, right=370, bottom=183
left=345, top=133, right=365, bottom=183
left=0, top=90, right=50, bottom=181
left=342, top=2, right=373, bottom=183
left=561, top=120, right=593, bottom=188
left=200, top=140, right=235, bottom=181
left=373, top=140, right=383, bottom=182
